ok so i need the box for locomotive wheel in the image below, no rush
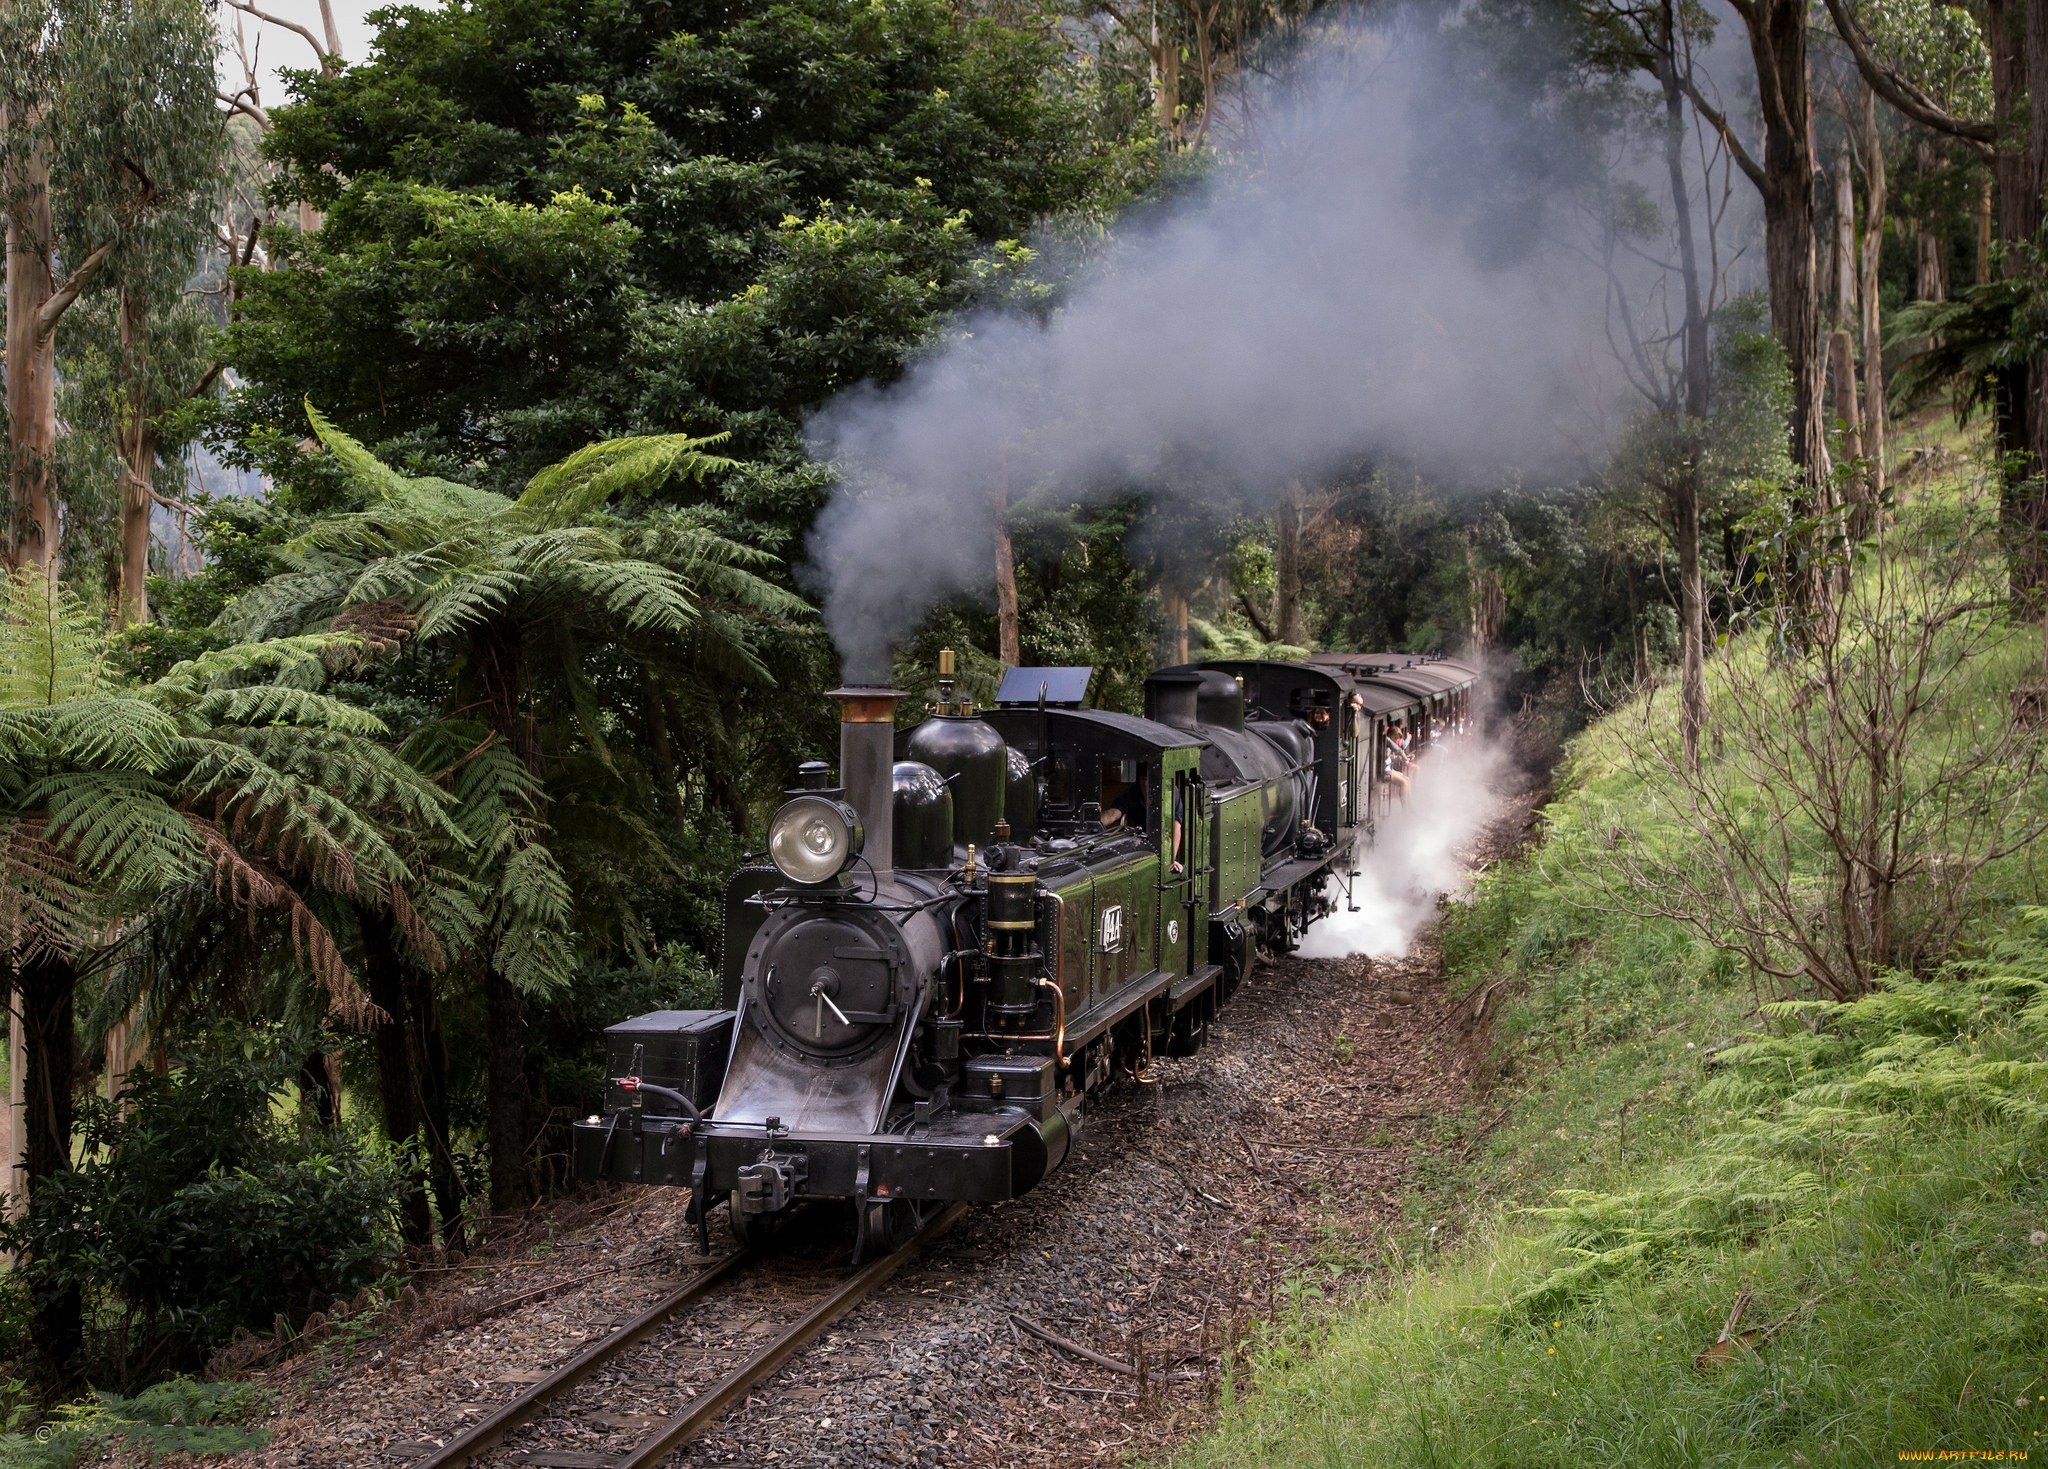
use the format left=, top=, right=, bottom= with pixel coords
left=857, top=1196, right=918, bottom=1259
left=728, top=1192, right=793, bottom=1249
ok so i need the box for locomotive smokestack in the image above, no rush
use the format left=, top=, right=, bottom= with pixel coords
left=830, top=685, right=904, bottom=884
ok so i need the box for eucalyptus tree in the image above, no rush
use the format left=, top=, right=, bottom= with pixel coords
left=0, top=569, right=460, bottom=1375
left=226, top=408, right=807, bottom=1211
left=0, top=0, right=219, bottom=575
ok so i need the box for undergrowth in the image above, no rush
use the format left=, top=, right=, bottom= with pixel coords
left=1173, top=482, right=2048, bottom=1467
left=0, top=1378, right=270, bottom=1467
left=1178, top=853, right=2048, bottom=1468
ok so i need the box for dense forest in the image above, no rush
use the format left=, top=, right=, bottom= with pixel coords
left=0, top=0, right=2045, bottom=1455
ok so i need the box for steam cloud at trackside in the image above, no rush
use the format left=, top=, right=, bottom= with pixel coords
left=1295, top=738, right=1509, bottom=960
left=802, top=22, right=1619, bottom=680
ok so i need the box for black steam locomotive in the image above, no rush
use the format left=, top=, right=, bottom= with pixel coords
left=573, top=652, right=1478, bottom=1258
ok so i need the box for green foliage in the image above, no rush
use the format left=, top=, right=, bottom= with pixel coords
left=221, top=0, right=1156, bottom=500
left=0, top=567, right=461, bottom=1029
left=224, top=407, right=809, bottom=994
left=1189, top=618, right=1308, bottom=661
left=1013, top=500, right=1162, bottom=713
left=1181, top=816, right=2048, bottom=1468
left=0, top=1378, right=272, bottom=1466
left=1856, top=0, right=1993, bottom=124
left=3, top=1027, right=404, bottom=1381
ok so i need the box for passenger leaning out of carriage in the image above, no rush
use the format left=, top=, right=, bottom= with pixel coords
left=1385, top=719, right=1415, bottom=804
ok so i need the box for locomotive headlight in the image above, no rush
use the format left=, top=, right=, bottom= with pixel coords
left=768, top=795, right=864, bottom=884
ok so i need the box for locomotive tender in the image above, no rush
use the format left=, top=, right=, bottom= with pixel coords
left=574, top=652, right=1478, bottom=1258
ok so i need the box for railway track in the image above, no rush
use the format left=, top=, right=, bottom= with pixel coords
left=414, top=1202, right=969, bottom=1469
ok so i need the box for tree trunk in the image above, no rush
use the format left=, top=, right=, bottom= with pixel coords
left=1154, top=13, right=1179, bottom=140
left=297, top=1047, right=341, bottom=1128
left=700, top=689, right=753, bottom=838
left=1856, top=83, right=1888, bottom=519
left=485, top=968, right=531, bottom=1215
left=116, top=284, right=156, bottom=627
left=1162, top=587, right=1189, bottom=665
left=1739, top=0, right=1829, bottom=494
left=3, top=144, right=61, bottom=573
left=472, top=621, right=538, bottom=1216
left=1628, top=573, right=1648, bottom=683
left=360, top=915, right=433, bottom=1250
left=1987, top=0, right=2043, bottom=604
left=993, top=466, right=1019, bottom=667
left=1829, top=329, right=1864, bottom=464
left=1978, top=173, right=1993, bottom=284
left=403, top=960, right=466, bottom=1254
left=2026, top=0, right=2048, bottom=610
left=639, top=665, right=688, bottom=841
left=474, top=624, right=531, bottom=766
left=17, top=954, right=79, bottom=1381
left=1275, top=485, right=1301, bottom=647
left=1916, top=226, right=1946, bottom=303
left=1660, top=0, right=1711, bottom=773
left=1834, top=156, right=1857, bottom=325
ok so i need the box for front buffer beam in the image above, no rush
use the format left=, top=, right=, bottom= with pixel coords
left=572, top=1109, right=1036, bottom=1204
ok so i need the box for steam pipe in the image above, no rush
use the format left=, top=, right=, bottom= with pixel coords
left=963, top=976, right=1066, bottom=1068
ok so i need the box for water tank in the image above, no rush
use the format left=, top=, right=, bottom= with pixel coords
left=892, top=761, right=954, bottom=870
left=1005, top=745, right=1041, bottom=839
left=905, top=714, right=1007, bottom=851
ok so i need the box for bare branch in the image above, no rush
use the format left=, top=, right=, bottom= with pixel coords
left=217, top=88, right=270, bottom=129
left=1676, top=73, right=1766, bottom=191
left=221, top=0, right=336, bottom=75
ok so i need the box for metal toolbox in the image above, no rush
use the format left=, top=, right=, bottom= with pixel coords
left=961, top=1053, right=1057, bottom=1119
left=602, top=1009, right=734, bottom=1117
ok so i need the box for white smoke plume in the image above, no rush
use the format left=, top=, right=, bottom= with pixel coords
left=1295, top=737, right=1509, bottom=960
left=804, top=24, right=1620, bottom=678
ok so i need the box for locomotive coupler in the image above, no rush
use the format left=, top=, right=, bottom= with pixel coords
left=736, top=1149, right=808, bottom=1214
left=686, top=1138, right=712, bottom=1253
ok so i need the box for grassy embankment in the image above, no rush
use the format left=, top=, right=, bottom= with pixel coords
left=1174, top=447, right=2048, bottom=1466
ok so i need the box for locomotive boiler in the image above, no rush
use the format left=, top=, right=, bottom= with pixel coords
left=574, top=651, right=1478, bottom=1257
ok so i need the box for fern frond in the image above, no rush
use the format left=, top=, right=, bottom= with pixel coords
left=185, top=813, right=379, bottom=1026
left=517, top=432, right=736, bottom=528
left=32, top=773, right=206, bottom=898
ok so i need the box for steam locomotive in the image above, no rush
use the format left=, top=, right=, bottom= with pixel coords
left=573, top=652, right=1479, bottom=1258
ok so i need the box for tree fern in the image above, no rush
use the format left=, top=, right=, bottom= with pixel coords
left=222, top=406, right=811, bottom=1006
left=0, top=569, right=464, bottom=1031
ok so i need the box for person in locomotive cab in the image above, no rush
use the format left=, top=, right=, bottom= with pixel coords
left=1101, top=775, right=1148, bottom=831
left=1101, top=769, right=1186, bottom=873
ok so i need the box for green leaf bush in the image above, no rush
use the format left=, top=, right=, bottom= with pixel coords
left=3, top=1027, right=407, bottom=1382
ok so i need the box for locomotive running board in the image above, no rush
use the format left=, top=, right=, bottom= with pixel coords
left=1062, top=968, right=1176, bottom=1052
left=1168, top=964, right=1224, bottom=1013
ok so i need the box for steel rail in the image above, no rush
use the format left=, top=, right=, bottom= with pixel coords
left=413, top=1246, right=755, bottom=1469
left=617, top=1201, right=969, bottom=1468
